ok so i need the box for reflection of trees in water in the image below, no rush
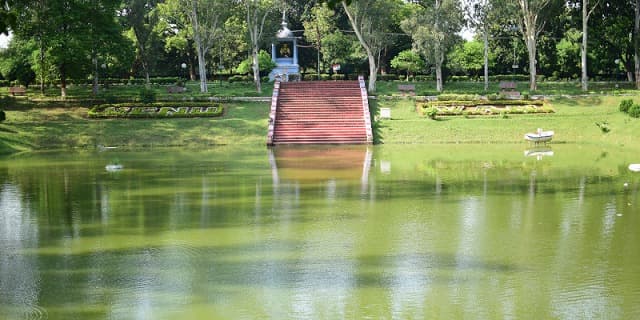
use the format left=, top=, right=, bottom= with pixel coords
left=0, top=184, right=41, bottom=319
left=0, top=151, right=639, bottom=318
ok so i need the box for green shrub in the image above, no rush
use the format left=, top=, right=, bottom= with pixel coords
left=304, top=74, right=319, bottom=81
left=425, top=107, right=437, bottom=120
left=138, top=87, right=156, bottom=104
left=0, top=96, right=15, bottom=109
left=629, top=103, right=640, bottom=118
left=228, top=75, right=249, bottom=83
left=98, top=91, right=118, bottom=104
left=619, top=99, right=634, bottom=113
left=378, top=74, right=398, bottom=81
left=320, top=74, right=331, bottom=81
left=88, top=102, right=224, bottom=119
left=331, top=74, right=345, bottom=80
left=414, top=75, right=432, bottom=82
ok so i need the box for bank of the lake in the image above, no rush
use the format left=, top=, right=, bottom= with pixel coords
left=0, top=94, right=639, bottom=155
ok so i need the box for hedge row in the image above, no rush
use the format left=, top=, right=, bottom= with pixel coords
left=88, top=102, right=223, bottom=119
left=420, top=105, right=554, bottom=117
left=59, top=77, right=181, bottom=86
left=418, top=99, right=544, bottom=108
left=418, top=98, right=552, bottom=118
left=0, top=77, right=183, bottom=87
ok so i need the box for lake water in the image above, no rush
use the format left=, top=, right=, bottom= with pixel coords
left=1, top=145, right=639, bottom=320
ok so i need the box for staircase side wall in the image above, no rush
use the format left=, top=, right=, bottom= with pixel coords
left=266, top=81, right=281, bottom=146
left=358, top=76, right=374, bottom=144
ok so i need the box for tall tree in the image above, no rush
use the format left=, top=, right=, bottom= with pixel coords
left=515, top=0, right=560, bottom=91
left=0, top=38, right=36, bottom=86
left=302, top=3, right=335, bottom=77
left=179, top=0, right=232, bottom=92
left=341, top=0, right=399, bottom=93
left=466, top=0, right=492, bottom=91
left=243, top=0, right=273, bottom=94
left=579, top=0, right=600, bottom=91
left=13, top=0, right=50, bottom=93
left=122, top=0, right=161, bottom=86
left=401, top=0, right=464, bottom=92
left=15, top=0, right=93, bottom=97
left=86, top=0, right=131, bottom=95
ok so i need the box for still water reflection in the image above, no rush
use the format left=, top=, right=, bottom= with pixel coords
left=0, top=145, right=638, bottom=319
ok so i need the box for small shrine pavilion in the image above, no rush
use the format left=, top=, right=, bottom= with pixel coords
left=268, top=12, right=299, bottom=81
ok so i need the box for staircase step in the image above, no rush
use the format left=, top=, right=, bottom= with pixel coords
left=269, top=80, right=370, bottom=145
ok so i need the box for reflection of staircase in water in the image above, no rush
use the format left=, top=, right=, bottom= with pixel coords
left=268, top=146, right=373, bottom=195
left=267, top=78, right=373, bottom=145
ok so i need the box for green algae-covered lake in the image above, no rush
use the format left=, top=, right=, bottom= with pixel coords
left=1, top=145, right=639, bottom=319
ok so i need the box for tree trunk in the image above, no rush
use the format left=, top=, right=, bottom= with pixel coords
left=191, top=0, right=208, bottom=93
left=144, top=65, right=150, bottom=87
left=635, top=0, right=640, bottom=89
left=60, top=64, right=67, bottom=98
left=92, top=55, right=99, bottom=95
left=435, top=45, right=443, bottom=92
left=316, top=23, right=321, bottom=77
left=483, top=25, right=489, bottom=92
left=39, top=41, right=45, bottom=94
left=134, top=28, right=151, bottom=87
left=434, top=0, right=444, bottom=92
left=581, top=0, right=588, bottom=91
left=245, top=1, right=267, bottom=94
left=197, top=49, right=208, bottom=92
left=525, top=32, right=537, bottom=91
left=367, top=54, right=377, bottom=93
left=252, top=46, right=262, bottom=93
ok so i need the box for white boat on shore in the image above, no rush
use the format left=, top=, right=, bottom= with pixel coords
left=629, top=164, right=640, bottom=172
left=524, top=128, right=554, bottom=143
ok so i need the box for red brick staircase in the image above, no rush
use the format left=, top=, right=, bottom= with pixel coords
left=267, top=77, right=373, bottom=145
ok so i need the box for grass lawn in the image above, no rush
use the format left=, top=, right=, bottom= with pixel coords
left=0, top=80, right=638, bottom=155
left=0, top=102, right=270, bottom=154
left=373, top=94, right=640, bottom=153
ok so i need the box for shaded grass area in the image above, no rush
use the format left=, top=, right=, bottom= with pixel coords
left=2, top=81, right=274, bottom=102
left=0, top=102, right=270, bottom=154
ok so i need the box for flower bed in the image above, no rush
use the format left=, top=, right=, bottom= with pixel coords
left=88, top=102, right=224, bottom=119
left=417, top=99, right=554, bottom=117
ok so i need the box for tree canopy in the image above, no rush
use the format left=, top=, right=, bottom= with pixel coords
left=0, top=0, right=639, bottom=95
